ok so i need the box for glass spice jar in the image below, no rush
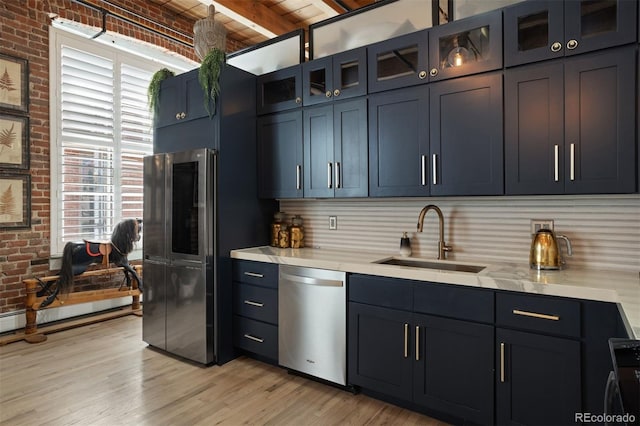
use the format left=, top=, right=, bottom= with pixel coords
left=278, top=224, right=290, bottom=248
left=270, top=212, right=285, bottom=247
left=290, top=215, right=305, bottom=248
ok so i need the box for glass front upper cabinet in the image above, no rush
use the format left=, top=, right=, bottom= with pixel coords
left=256, top=64, right=302, bottom=115
left=302, top=47, right=367, bottom=106
left=428, top=9, right=503, bottom=81
left=367, top=29, right=429, bottom=93
left=505, top=0, right=637, bottom=67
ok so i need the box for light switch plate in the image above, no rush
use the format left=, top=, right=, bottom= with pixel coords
left=329, top=216, right=337, bottom=230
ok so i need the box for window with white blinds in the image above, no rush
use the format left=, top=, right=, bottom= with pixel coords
left=50, top=29, right=159, bottom=255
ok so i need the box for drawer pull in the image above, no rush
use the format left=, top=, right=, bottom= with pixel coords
left=403, top=323, right=408, bottom=358
left=243, top=334, right=264, bottom=343
left=513, top=309, right=560, bottom=321
left=500, top=342, right=505, bottom=383
left=243, top=300, right=264, bottom=307
left=243, top=272, right=264, bottom=278
left=415, top=325, right=420, bottom=361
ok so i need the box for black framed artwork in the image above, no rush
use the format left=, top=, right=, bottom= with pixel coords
left=0, top=113, right=29, bottom=169
left=0, top=172, right=31, bottom=229
left=0, top=53, right=29, bottom=113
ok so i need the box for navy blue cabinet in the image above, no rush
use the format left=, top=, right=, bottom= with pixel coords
left=232, top=260, right=279, bottom=362
left=155, top=69, right=208, bottom=128
left=414, top=314, right=494, bottom=425
left=304, top=98, right=368, bottom=198
left=506, top=46, right=636, bottom=194
left=368, top=86, right=430, bottom=197
left=348, top=274, right=494, bottom=424
left=504, top=0, right=637, bottom=67
left=367, top=30, right=430, bottom=93
left=428, top=9, right=503, bottom=81
left=429, top=72, right=504, bottom=196
left=257, top=111, right=303, bottom=199
left=302, top=47, right=367, bottom=106
left=256, top=65, right=302, bottom=115
left=496, top=328, right=581, bottom=425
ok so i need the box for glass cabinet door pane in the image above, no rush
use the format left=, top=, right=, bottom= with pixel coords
left=376, top=45, right=419, bottom=81
left=580, top=0, right=617, bottom=38
left=308, top=68, right=327, bottom=97
left=518, top=11, right=549, bottom=52
left=339, top=60, right=360, bottom=90
left=438, top=25, right=490, bottom=70
left=264, top=77, right=297, bottom=105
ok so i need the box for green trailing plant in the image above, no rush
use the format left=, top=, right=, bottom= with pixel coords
left=198, top=48, right=225, bottom=119
left=147, top=68, right=175, bottom=118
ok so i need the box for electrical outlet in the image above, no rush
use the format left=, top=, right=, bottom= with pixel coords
left=530, top=219, right=554, bottom=235
left=329, top=216, right=337, bottom=230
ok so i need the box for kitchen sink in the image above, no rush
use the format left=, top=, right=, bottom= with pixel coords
left=374, top=257, right=486, bottom=274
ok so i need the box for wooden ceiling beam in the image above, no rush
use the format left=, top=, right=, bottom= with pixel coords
left=207, top=0, right=299, bottom=38
left=322, top=0, right=364, bottom=13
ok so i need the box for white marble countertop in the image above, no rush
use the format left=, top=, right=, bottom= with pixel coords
left=231, top=246, right=640, bottom=338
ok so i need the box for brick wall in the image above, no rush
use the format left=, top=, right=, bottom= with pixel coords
left=0, top=0, right=239, bottom=314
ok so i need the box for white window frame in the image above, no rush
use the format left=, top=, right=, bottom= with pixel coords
left=49, top=27, right=192, bottom=259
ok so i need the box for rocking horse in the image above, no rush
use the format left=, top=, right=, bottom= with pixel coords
left=38, top=218, right=143, bottom=308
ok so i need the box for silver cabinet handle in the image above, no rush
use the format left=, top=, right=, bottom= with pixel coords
left=327, top=162, right=333, bottom=189
left=296, top=165, right=302, bottom=190
left=243, top=300, right=264, bottom=307
left=243, top=334, right=264, bottom=343
left=550, top=42, right=562, bottom=52
left=415, top=325, right=420, bottom=361
left=570, top=143, right=575, bottom=181
left=335, top=162, right=340, bottom=189
left=295, top=97, right=302, bottom=104
left=175, top=113, right=181, bottom=120
left=432, top=154, right=438, bottom=185
left=180, top=112, right=186, bottom=119
left=429, top=68, right=438, bottom=77
left=403, top=323, right=409, bottom=358
left=419, top=70, right=427, bottom=79
left=513, top=309, right=560, bottom=321
left=333, top=89, right=341, bottom=97
left=500, top=342, right=505, bottom=383
left=554, top=144, right=559, bottom=182
left=421, top=155, right=427, bottom=186
left=325, top=90, right=332, bottom=98
left=243, top=272, right=264, bottom=278
left=567, top=39, right=578, bottom=50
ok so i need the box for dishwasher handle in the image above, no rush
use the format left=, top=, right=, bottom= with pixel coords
left=280, top=272, right=344, bottom=287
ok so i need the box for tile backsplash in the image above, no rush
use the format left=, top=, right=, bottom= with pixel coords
left=280, top=195, right=640, bottom=272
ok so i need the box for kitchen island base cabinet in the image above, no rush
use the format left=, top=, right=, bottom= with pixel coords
left=496, top=329, right=581, bottom=426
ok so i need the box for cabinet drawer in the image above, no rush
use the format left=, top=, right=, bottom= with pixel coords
left=234, top=283, right=278, bottom=324
left=232, top=260, right=278, bottom=288
left=414, top=282, right=494, bottom=323
left=496, top=292, right=580, bottom=338
left=233, top=316, right=278, bottom=360
left=348, top=274, right=413, bottom=311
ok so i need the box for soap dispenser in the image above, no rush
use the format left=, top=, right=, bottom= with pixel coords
left=400, top=232, right=412, bottom=257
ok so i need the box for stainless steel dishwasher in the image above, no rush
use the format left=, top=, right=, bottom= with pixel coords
left=279, top=265, right=346, bottom=386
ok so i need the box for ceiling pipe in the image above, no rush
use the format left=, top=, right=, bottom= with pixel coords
left=68, top=0, right=193, bottom=47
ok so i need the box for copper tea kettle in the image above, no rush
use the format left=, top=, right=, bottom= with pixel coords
left=529, top=229, right=573, bottom=270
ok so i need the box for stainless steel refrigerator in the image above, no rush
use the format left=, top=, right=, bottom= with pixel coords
left=142, top=148, right=216, bottom=364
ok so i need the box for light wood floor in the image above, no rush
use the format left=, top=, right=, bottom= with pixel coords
left=0, top=316, right=448, bottom=426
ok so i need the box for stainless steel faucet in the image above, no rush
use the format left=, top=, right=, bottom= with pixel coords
left=417, top=205, right=452, bottom=260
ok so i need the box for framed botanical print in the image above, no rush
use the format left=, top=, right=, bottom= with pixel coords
left=0, top=173, right=31, bottom=229
left=0, top=53, right=29, bottom=113
left=0, top=114, right=29, bottom=169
